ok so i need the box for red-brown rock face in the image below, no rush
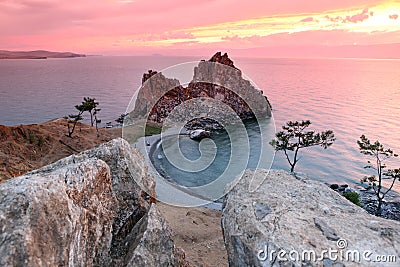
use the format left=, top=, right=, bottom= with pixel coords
left=132, top=52, right=271, bottom=124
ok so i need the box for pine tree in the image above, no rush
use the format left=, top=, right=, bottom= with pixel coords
left=270, top=120, right=335, bottom=173
left=93, top=108, right=101, bottom=137
left=82, top=97, right=99, bottom=126
left=358, top=135, right=400, bottom=216
left=67, top=104, right=85, bottom=137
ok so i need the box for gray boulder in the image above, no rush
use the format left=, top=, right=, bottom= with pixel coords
left=189, top=129, right=211, bottom=140
left=125, top=204, right=175, bottom=266
left=0, top=138, right=176, bottom=266
left=0, top=158, right=115, bottom=266
left=222, top=169, right=400, bottom=266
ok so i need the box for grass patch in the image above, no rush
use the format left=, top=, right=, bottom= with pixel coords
left=145, top=124, right=162, bottom=136
left=117, top=119, right=162, bottom=144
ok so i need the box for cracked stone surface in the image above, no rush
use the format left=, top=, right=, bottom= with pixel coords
left=253, top=201, right=272, bottom=220
left=0, top=138, right=175, bottom=266
left=221, top=169, right=400, bottom=266
left=314, top=218, right=339, bottom=241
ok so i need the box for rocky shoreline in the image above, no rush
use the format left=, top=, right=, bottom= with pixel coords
left=358, top=190, right=400, bottom=221
left=329, top=183, right=400, bottom=221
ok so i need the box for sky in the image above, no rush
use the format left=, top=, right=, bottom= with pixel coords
left=1, top=0, right=400, bottom=58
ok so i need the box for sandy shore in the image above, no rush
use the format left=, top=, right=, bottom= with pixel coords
left=158, top=202, right=228, bottom=266
left=135, top=131, right=228, bottom=266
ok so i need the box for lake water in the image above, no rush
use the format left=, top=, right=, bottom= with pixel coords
left=1, top=56, right=399, bottom=192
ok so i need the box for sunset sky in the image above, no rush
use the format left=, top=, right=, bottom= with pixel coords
left=1, top=0, right=400, bottom=57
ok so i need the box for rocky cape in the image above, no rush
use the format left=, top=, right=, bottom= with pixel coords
left=131, top=52, right=271, bottom=125
left=0, top=50, right=86, bottom=59
left=222, top=169, right=400, bottom=266
left=0, top=138, right=181, bottom=266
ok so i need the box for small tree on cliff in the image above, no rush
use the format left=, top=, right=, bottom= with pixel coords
left=270, top=120, right=335, bottom=173
left=93, top=107, right=101, bottom=137
left=66, top=104, right=85, bottom=137
left=65, top=97, right=102, bottom=137
left=358, top=135, right=400, bottom=216
left=81, top=97, right=99, bottom=126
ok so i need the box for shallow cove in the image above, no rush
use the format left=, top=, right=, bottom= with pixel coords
left=150, top=118, right=274, bottom=188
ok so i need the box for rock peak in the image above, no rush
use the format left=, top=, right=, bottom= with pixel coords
left=208, top=52, right=236, bottom=68
left=142, top=70, right=158, bottom=84
left=132, top=52, right=272, bottom=123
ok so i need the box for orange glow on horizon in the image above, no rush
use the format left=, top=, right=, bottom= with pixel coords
left=0, top=0, right=399, bottom=56
left=147, top=2, right=400, bottom=47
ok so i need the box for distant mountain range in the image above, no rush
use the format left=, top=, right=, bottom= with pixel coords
left=0, top=50, right=86, bottom=59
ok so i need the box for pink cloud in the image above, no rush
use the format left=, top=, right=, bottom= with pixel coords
left=389, top=14, right=399, bottom=20
left=160, top=32, right=195, bottom=40
left=325, top=8, right=372, bottom=24
left=300, top=17, right=314, bottom=23
left=221, top=35, right=244, bottom=42
left=220, top=30, right=400, bottom=48
left=344, top=8, right=371, bottom=23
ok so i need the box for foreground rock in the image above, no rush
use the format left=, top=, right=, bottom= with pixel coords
left=222, top=170, right=400, bottom=266
left=0, top=138, right=177, bottom=266
left=124, top=204, right=175, bottom=266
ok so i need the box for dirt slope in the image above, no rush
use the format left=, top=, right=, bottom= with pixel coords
left=0, top=118, right=121, bottom=182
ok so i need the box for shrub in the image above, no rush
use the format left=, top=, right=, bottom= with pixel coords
left=29, top=133, right=35, bottom=144
left=343, top=192, right=361, bottom=207
left=37, top=136, right=45, bottom=147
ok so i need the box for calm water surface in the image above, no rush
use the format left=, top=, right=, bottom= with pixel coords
left=1, top=56, right=399, bottom=192
left=238, top=58, right=400, bottom=192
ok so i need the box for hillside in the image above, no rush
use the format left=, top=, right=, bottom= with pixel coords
left=0, top=118, right=120, bottom=182
left=0, top=50, right=86, bottom=59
